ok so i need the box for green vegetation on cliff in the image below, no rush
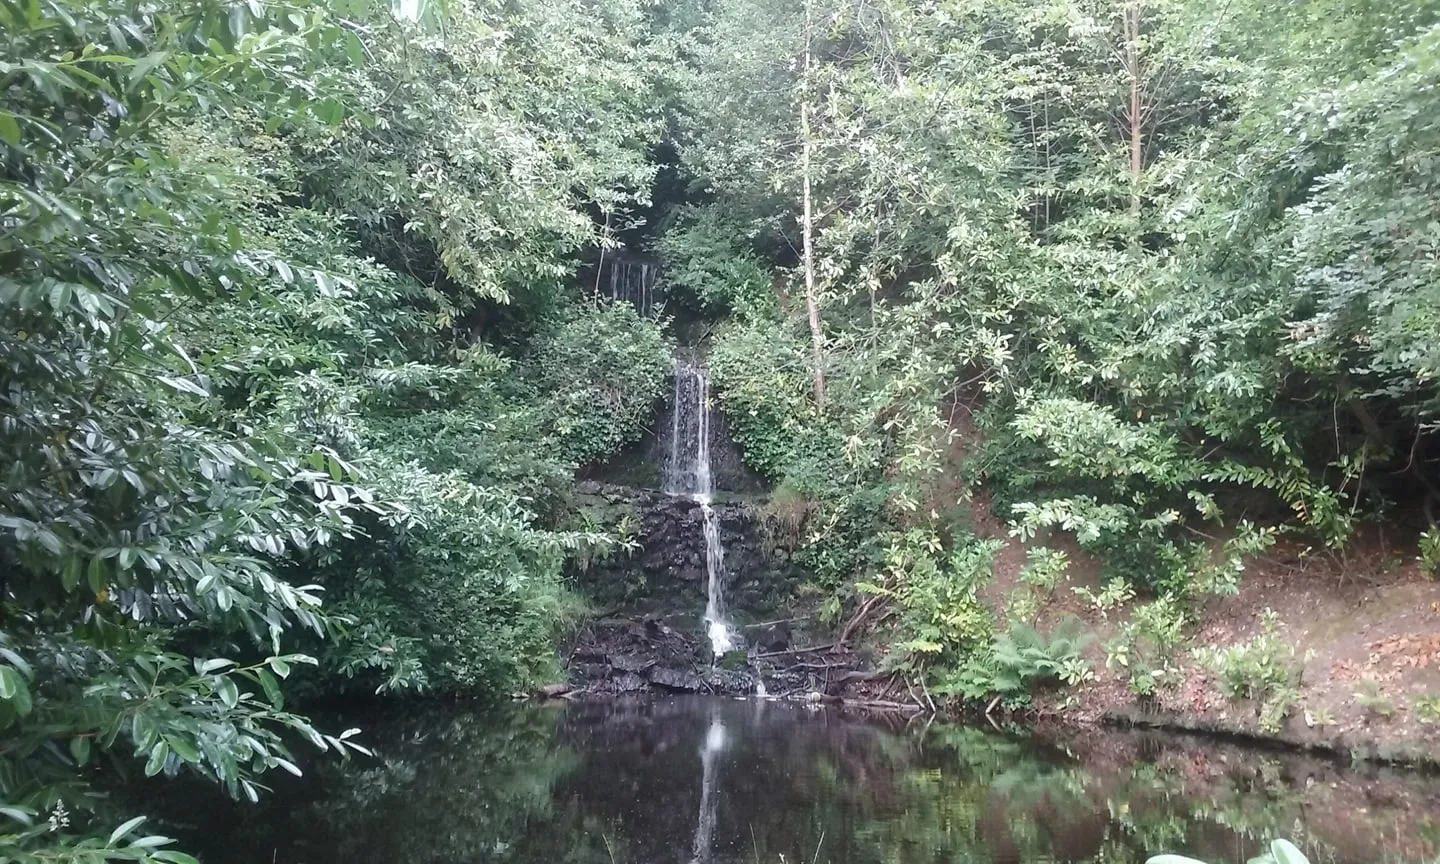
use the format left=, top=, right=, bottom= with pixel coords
left=675, top=0, right=1440, bottom=711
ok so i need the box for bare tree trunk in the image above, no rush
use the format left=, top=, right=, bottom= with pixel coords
left=801, top=0, right=826, bottom=407
left=1124, top=3, right=1143, bottom=223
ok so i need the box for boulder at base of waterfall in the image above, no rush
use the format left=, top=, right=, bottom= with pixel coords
left=756, top=622, right=791, bottom=653
left=573, top=662, right=611, bottom=681
left=647, top=666, right=703, bottom=692
left=702, top=667, right=755, bottom=695
left=610, top=653, right=657, bottom=674
left=612, top=672, right=649, bottom=692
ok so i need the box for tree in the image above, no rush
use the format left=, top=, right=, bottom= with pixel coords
left=800, top=0, right=827, bottom=406
left=0, top=1, right=376, bottom=858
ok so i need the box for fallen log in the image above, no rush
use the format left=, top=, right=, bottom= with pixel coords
left=751, top=644, right=838, bottom=659
left=842, top=698, right=924, bottom=712
left=741, top=616, right=811, bottom=629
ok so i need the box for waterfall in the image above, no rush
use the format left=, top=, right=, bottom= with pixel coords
left=689, top=716, right=726, bottom=864
left=599, top=257, right=658, bottom=317
left=664, top=356, right=735, bottom=658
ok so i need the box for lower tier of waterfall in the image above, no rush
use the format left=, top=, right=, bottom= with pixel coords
left=665, top=355, right=735, bottom=658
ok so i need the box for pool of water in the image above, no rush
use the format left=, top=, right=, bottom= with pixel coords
left=159, top=697, right=1440, bottom=864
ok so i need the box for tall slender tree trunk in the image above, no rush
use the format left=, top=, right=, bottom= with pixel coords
left=801, top=0, right=826, bottom=407
left=1123, top=3, right=1144, bottom=224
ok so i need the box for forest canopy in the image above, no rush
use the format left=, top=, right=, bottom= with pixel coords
left=3, top=0, right=1440, bottom=858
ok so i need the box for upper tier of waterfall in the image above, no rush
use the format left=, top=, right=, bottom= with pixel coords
left=596, top=255, right=661, bottom=318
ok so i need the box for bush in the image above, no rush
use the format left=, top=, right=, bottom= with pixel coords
left=1419, top=528, right=1440, bottom=578
left=710, top=318, right=832, bottom=481
left=656, top=206, right=778, bottom=320
left=310, top=463, right=579, bottom=695
left=1106, top=595, right=1188, bottom=698
left=872, top=532, right=1000, bottom=671
left=940, top=618, right=1095, bottom=703
left=531, top=301, right=674, bottom=468
left=1194, top=609, right=1306, bottom=731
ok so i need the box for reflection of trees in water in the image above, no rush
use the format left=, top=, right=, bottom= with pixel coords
left=311, top=708, right=596, bottom=864
left=161, top=704, right=619, bottom=864
left=164, top=699, right=1440, bottom=864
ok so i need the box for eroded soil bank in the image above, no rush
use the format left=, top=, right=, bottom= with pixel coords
left=1014, top=529, right=1440, bottom=767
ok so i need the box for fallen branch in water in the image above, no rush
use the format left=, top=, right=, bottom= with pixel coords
left=741, top=616, right=811, bottom=630
left=903, top=676, right=925, bottom=710
left=877, top=672, right=902, bottom=702
left=843, top=698, right=924, bottom=712
left=784, top=661, right=850, bottom=672
left=918, top=674, right=937, bottom=714
left=752, top=645, right=837, bottom=659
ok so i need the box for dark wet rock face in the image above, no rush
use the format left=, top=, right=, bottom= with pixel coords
left=568, top=482, right=800, bottom=619
left=611, top=654, right=657, bottom=674
left=755, top=622, right=791, bottom=653
left=612, top=673, right=649, bottom=693
left=565, top=617, right=757, bottom=696
left=648, top=666, right=703, bottom=692
left=562, top=614, right=877, bottom=700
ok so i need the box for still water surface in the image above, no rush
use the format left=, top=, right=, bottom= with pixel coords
left=165, top=697, right=1440, bottom=864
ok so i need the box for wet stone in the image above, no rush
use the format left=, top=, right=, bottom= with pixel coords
left=612, top=673, right=649, bottom=693
left=611, top=654, right=657, bottom=674
left=647, top=667, right=703, bottom=692
left=702, top=667, right=755, bottom=695
left=573, top=663, right=611, bottom=681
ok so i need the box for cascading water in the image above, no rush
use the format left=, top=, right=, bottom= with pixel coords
left=664, top=355, right=735, bottom=658
left=597, top=257, right=659, bottom=317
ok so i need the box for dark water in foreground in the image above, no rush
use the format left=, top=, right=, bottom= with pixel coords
left=164, top=697, right=1440, bottom=864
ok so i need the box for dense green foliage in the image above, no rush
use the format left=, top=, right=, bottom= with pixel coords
left=0, top=0, right=670, bottom=857
left=672, top=0, right=1440, bottom=693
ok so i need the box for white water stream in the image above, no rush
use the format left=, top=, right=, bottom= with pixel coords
left=664, top=356, right=735, bottom=658
left=598, top=257, right=659, bottom=317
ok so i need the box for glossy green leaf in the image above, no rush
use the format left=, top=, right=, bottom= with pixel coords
left=0, top=667, right=32, bottom=716
left=70, top=735, right=92, bottom=766
left=345, top=29, right=365, bottom=66
left=109, top=816, right=147, bottom=846
left=0, top=112, right=19, bottom=146
left=255, top=667, right=284, bottom=708
left=313, top=97, right=344, bottom=126
left=144, top=740, right=170, bottom=776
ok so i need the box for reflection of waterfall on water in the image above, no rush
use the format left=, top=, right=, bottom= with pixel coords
left=664, top=355, right=735, bottom=658
left=597, top=256, right=659, bottom=317
left=689, top=716, right=727, bottom=864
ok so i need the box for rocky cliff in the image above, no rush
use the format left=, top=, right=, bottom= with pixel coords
left=568, top=481, right=798, bottom=620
